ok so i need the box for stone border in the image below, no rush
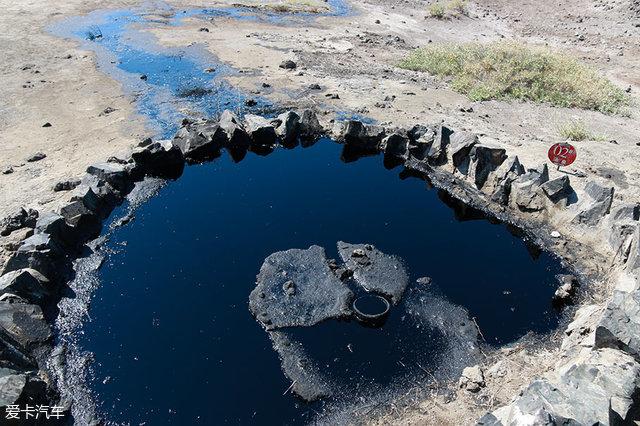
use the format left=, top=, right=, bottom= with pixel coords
left=0, top=109, right=638, bottom=424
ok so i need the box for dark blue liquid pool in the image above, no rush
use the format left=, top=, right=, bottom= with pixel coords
left=73, top=139, right=564, bottom=425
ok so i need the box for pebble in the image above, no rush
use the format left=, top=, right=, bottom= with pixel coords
left=279, top=60, right=297, bottom=70
left=26, top=152, right=46, bottom=162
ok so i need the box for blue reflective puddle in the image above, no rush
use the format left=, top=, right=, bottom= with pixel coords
left=49, top=0, right=352, bottom=138
left=78, top=140, right=564, bottom=424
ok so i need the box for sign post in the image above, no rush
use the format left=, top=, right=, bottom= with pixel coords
left=548, top=143, right=577, bottom=171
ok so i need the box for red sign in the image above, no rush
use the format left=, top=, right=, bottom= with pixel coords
left=548, top=143, right=577, bottom=166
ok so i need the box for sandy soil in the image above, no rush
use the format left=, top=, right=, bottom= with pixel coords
left=0, top=0, right=151, bottom=221
left=0, top=0, right=639, bottom=424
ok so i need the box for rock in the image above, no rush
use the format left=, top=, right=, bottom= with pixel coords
left=244, top=114, right=277, bottom=146
left=476, top=413, right=502, bottom=426
left=0, top=208, right=38, bottom=237
left=272, top=111, right=300, bottom=146
left=249, top=246, right=353, bottom=330
left=606, top=206, right=640, bottom=271
left=380, top=132, right=409, bottom=159
left=541, top=175, right=572, bottom=204
left=416, top=277, right=432, bottom=286
left=86, top=162, right=130, bottom=191
left=15, top=233, right=63, bottom=255
left=572, top=181, right=615, bottom=226
left=3, top=233, right=66, bottom=278
left=340, top=120, right=386, bottom=151
left=406, top=125, right=436, bottom=160
left=629, top=228, right=640, bottom=271
left=53, top=179, right=81, bottom=192
left=138, top=137, right=153, bottom=147
left=488, top=348, right=640, bottom=425
left=0, top=269, right=51, bottom=304
left=71, top=176, right=121, bottom=220
left=173, top=121, right=225, bottom=162
left=468, top=144, right=507, bottom=189
left=58, top=200, right=101, bottom=243
left=510, top=165, right=549, bottom=212
left=33, top=212, right=71, bottom=242
left=218, top=110, right=250, bottom=151
left=552, top=274, right=578, bottom=305
left=0, top=228, right=33, bottom=252
left=2, top=167, right=14, bottom=175
left=0, top=322, right=39, bottom=367
left=449, top=131, right=478, bottom=171
left=561, top=304, right=603, bottom=352
left=0, top=368, right=27, bottom=407
left=426, top=125, right=452, bottom=165
left=26, top=152, right=46, bottom=162
left=595, top=289, right=640, bottom=358
left=3, top=234, right=65, bottom=277
left=298, top=110, right=323, bottom=141
left=279, top=60, right=297, bottom=69
left=99, top=106, right=116, bottom=116
left=551, top=231, right=561, bottom=238
left=0, top=302, right=51, bottom=350
left=131, top=140, right=185, bottom=179
left=484, top=156, right=525, bottom=204
left=427, top=126, right=452, bottom=166
left=0, top=368, right=49, bottom=410
left=608, top=203, right=640, bottom=223
left=459, top=365, right=485, bottom=392
left=337, top=242, right=408, bottom=304
left=557, top=348, right=640, bottom=423
left=407, top=125, right=430, bottom=142
left=308, top=83, right=321, bottom=90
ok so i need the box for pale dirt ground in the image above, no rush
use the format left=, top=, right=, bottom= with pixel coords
left=0, top=0, right=152, bottom=220
left=0, top=0, right=639, bottom=424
